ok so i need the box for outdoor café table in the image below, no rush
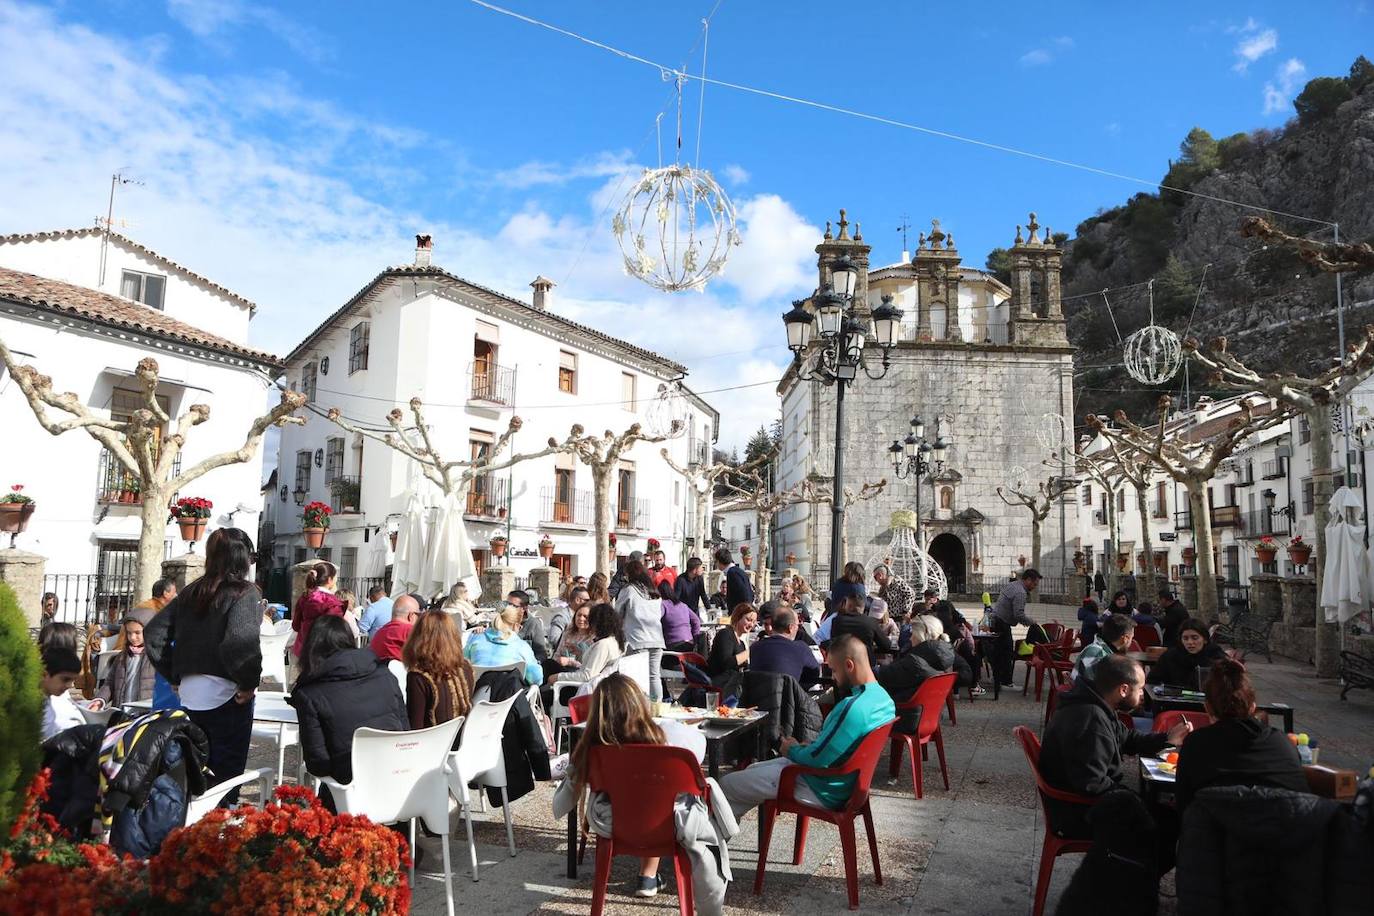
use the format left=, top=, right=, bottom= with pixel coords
left=563, top=710, right=769, bottom=879
left=1126, top=651, right=1158, bottom=668
left=1139, top=754, right=1177, bottom=807
left=1148, top=684, right=1294, bottom=734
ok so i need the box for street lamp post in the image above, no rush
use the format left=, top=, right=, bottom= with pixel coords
left=783, top=253, right=903, bottom=581
left=887, top=416, right=949, bottom=549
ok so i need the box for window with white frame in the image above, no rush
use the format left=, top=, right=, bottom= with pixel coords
left=302, top=362, right=318, bottom=402
left=294, top=450, right=312, bottom=494
left=349, top=322, right=370, bottom=373
left=324, top=437, right=345, bottom=483
left=621, top=372, right=637, bottom=411
left=120, top=270, right=166, bottom=310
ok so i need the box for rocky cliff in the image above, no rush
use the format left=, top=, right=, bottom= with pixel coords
left=1064, top=59, right=1374, bottom=427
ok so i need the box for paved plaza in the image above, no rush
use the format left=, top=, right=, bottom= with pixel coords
left=238, top=647, right=1374, bottom=915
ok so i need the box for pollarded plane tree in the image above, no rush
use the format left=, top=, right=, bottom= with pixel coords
left=1065, top=445, right=1129, bottom=599
left=660, top=447, right=771, bottom=562
left=795, top=476, right=888, bottom=577
left=0, top=340, right=306, bottom=599
left=1087, top=436, right=1165, bottom=603
left=1185, top=327, right=1374, bottom=666
left=1088, top=394, right=1287, bottom=620
left=561, top=421, right=682, bottom=578
left=996, top=472, right=1077, bottom=573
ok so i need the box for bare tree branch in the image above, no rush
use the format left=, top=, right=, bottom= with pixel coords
left=1240, top=217, right=1374, bottom=274
left=171, top=392, right=307, bottom=490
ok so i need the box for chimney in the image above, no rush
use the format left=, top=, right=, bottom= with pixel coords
left=414, top=234, right=433, bottom=267
left=530, top=275, right=555, bottom=311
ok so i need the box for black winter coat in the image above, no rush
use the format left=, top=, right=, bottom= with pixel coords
left=1148, top=641, right=1226, bottom=688
left=289, top=649, right=408, bottom=784
left=42, top=723, right=109, bottom=837
left=1174, top=716, right=1307, bottom=812
left=1176, top=785, right=1374, bottom=916
left=475, top=669, right=552, bottom=806
left=740, top=670, right=822, bottom=754
left=878, top=639, right=954, bottom=732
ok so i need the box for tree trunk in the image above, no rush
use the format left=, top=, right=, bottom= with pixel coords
left=695, top=485, right=711, bottom=561
left=136, top=490, right=170, bottom=602
left=1136, top=486, right=1157, bottom=603
left=592, top=465, right=614, bottom=579
left=756, top=515, right=771, bottom=592
left=1187, top=481, right=1218, bottom=620
left=1104, top=495, right=1119, bottom=598
left=1031, top=514, right=1043, bottom=571
left=1309, top=406, right=1340, bottom=676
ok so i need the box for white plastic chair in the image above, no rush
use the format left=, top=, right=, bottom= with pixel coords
left=388, top=659, right=408, bottom=701
left=259, top=620, right=295, bottom=688
left=252, top=691, right=303, bottom=787
left=470, top=661, right=525, bottom=684
left=616, top=651, right=651, bottom=695
left=446, top=694, right=520, bottom=880
left=321, top=719, right=464, bottom=916
left=184, top=768, right=274, bottom=826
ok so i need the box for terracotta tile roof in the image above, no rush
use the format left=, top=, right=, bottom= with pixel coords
left=0, top=266, right=284, bottom=369
left=286, top=264, right=687, bottom=375
left=0, top=228, right=258, bottom=314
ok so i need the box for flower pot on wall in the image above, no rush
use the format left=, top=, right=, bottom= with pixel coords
left=1256, top=547, right=1277, bottom=564
left=304, top=527, right=327, bottom=549
left=539, top=542, right=555, bottom=560
left=0, top=502, right=35, bottom=534
left=177, top=518, right=207, bottom=544
left=1288, top=546, right=1312, bottom=566
left=490, top=538, right=508, bottom=558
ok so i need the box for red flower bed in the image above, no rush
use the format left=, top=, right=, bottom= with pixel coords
left=2, top=776, right=409, bottom=915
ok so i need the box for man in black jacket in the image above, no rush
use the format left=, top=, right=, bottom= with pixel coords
left=1040, top=655, right=1191, bottom=838
left=1158, top=589, right=1190, bottom=646
left=821, top=595, right=893, bottom=667
left=675, top=557, right=709, bottom=614
left=714, top=547, right=755, bottom=610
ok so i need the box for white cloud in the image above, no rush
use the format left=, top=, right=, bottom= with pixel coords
left=1020, top=36, right=1073, bottom=67
left=0, top=1, right=793, bottom=451
left=1105, top=122, right=1121, bottom=137
left=166, top=0, right=332, bottom=65
left=1231, top=19, right=1278, bottom=72
left=1262, top=57, right=1307, bottom=114
left=721, top=164, right=750, bottom=186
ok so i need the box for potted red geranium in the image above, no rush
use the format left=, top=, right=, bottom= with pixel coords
left=1287, top=535, right=1312, bottom=566
left=490, top=534, right=508, bottom=558
left=0, top=484, right=36, bottom=542
left=169, top=496, right=212, bottom=545
left=538, top=533, right=555, bottom=561
left=301, top=501, right=331, bottom=549
left=1256, top=535, right=1279, bottom=565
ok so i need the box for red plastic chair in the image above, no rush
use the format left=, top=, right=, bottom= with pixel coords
left=587, top=744, right=708, bottom=916
left=676, top=652, right=713, bottom=690
left=1043, top=682, right=1072, bottom=731
left=1023, top=643, right=1073, bottom=702
left=1134, top=627, right=1161, bottom=650
left=1127, top=639, right=1143, bottom=652
left=754, top=719, right=896, bottom=910
left=1152, top=710, right=1211, bottom=733
left=1042, top=621, right=1065, bottom=642
left=1013, top=726, right=1099, bottom=916
left=569, top=694, right=592, bottom=725
left=888, top=672, right=957, bottom=799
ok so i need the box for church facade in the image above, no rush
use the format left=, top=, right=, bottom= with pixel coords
left=773, top=211, right=1079, bottom=592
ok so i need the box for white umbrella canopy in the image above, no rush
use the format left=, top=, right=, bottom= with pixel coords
left=361, top=518, right=390, bottom=579
left=422, top=491, right=477, bottom=603
left=1320, top=486, right=1368, bottom=624
left=390, top=472, right=429, bottom=599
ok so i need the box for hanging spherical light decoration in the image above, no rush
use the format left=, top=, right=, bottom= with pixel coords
left=1036, top=412, right=1071, bottom=453
left=643, top=381, right=689, bottom=438
left=1006, top=465, right=1029, bottom=493
left=612, top=165, right=741, bottom=293
left=1123, top=324, right=1183, bottom=385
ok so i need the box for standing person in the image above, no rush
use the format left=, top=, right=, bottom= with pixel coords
left=649, top=548, right=678, bottom=590
left=872, top=563, right=915, bottom=624
left=357, top=586, right=393, bottom=640
left=609, top=550, right=642, bottom=601
left=714, top=547, right=754, bottom=611
left=1122, top=570, right=1138, bottom=606
left=990, top=568, right=1040, bottom=689
left=95, top=617, right=156, bottom=706
left=674, top=557, right=709, bottom=615
left=721, top=634, right=895, bottom=820
left=402, top=610, right=475, bottom=736
left=291, top=561, right=342, bottom=659
left=144, top=527, right=263, bottom=804
left=465, top=605, right=543, bottom=686
left=1157, top=589, right=1190, bottom=646
left=613, top=559, right=666, bottom=701
left=828, top=561, right=867, bottom=616
left=40, top=591, right=60, bottom=627
left=707, top=603, right=757, bottom=685
left=1148, top=618, right=1227, bottom=688
left=369, top=595, right=422, bottom=663
left=659, top=579, right=701, bottom=653
left=129, top=579, right=177, bottom=626
left=289, top=616, right=408, bottom=811
left=587, top=572, right=611, bottom=607
left=1093, top=570, right=1106, bottom=604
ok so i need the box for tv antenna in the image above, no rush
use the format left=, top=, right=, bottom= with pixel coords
left=98, top=171, right=144, bottom=286
left=897, top=213, right=910, bottom=258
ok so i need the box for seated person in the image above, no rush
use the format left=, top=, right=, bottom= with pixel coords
left=877, top=615, right=953, bottom=731
left=95, top=616, right=156, bottom=707
left=553, top=674, right=707, bottom=899
left=749, top=607, right=821, bottom=687
left=509, top=590, right=550, bottom=663
left=659, top=579, right=701, bottom=653
left=1077, top=596, right=1103, bottom=645
left=721, top=634, right=895, bottom=820
left=913, top=589, right=980, bottom=694
left=464, top=605, right=544, bottom=685
left=819, top=594, right=892, bottom=667
left=1072, top=613, right=1135, bottom=682
left=547, top=602, right=626, bottom=707
left=1040, top=655, right=1191, bottom=838
left=1131, top=601, right=1163, bottom=643
left=369, top=595, right=421, bottom=663
left=1148, top=618, right=1226, bottom=688
left=706, top=603, right=757, bottom=684
left=402, top=610, right=475, bottom=736
left=40, top=648, right=88, bottom=741
left=1173, top=657, right=1307, bottom=812
left=289, top=617, right=408, bottom=810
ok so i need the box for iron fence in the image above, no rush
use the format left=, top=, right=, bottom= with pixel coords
left=338, top=575, right=388, bottom=602
left=466, top=476, right=510, bottom=519
left=541, top=486, right=594, bottom=526
left=42, top=572, right=138, bottom=629
left=96, top=449, right=180, bottom=505
left=1237, top=508, right=1292, bottom=538
left=328, top=474, right=362, bottom=514
left=615, top=496, right=651, bottom=531
left=470, top=362, right=516, bottom=406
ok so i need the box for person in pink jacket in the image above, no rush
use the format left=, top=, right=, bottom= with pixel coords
left=292, top=560, right=343, bottom=657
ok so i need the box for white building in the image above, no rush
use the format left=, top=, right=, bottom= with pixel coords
left=0, top=228, right=282, bottom=622
left=266, top=236, right=718, bottom=599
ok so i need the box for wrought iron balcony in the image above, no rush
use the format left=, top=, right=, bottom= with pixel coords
left=470, top=362, right=515, bottom=406
left=616, top=496, right=651, bottom=532
left=328, top=475, right=362, bottom=514
left=1238, top=508, right=1292, bottom=538
left=465, top=476, right=510, bottom=519
left=541, top=486, right=594, bottom=526
left=96, top=449, right=179, bottom=505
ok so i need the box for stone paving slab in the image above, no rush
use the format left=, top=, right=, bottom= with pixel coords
left=234, top=649, right=1373, bottom=915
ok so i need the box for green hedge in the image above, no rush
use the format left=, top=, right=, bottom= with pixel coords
left=0, top=581, right=43, bottom=835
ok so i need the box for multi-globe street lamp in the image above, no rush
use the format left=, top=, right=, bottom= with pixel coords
left=888, top=416, right=949, bottom=549
left=782, top=253, right=903, bottom=579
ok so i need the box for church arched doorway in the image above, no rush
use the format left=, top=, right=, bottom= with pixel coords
left=928, top=533, right=967, bottom=594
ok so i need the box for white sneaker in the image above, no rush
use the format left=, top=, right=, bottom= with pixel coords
left=635, top=876, right=665, bottom=898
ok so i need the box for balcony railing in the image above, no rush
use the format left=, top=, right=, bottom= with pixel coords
left=1261, top=458, right=1286, bottom=479
left=96, top=448, right=179, bottom=505
left=1238, top=508, right=1292, bottom=538
left=541, top=486, right=594, bottom=526
left=687, top=438, right=711, bottom=467
left=470, top=362, right=515, bottom=406
left=1174, top=509, right=1193, bottom=531
left=328, top=475, right=362, bottom=514
left=465, top=476, right=510, bottom=519
left=1211, top=505, right=1242, bottom=528
left=980, top=323, right=1011, bottom=345
left=615, top=496, right=651, bottom=531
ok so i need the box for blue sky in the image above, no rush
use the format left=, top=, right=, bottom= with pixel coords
left=0, top=0, right=1369, bottom=449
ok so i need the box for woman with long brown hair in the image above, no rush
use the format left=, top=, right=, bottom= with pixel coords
left=403, top=610, right=475, bottom=738
left=291, top=560, right=343, bottom=658
left=587, top=571, right=611, bottom=606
